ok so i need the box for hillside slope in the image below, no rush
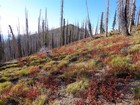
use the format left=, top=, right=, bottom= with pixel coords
left=0, top=26, right=140, bottom=105
left=2, top=24, right=88, bottom=62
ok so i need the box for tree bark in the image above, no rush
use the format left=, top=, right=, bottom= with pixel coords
left=118, top=0, right=130, bottom=36
left=128, top=0, right=136, bottom=33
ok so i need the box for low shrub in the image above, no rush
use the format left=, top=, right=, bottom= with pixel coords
left=32, top=95, right=48, bottom=105
left=66, top=78, right=89, bottom=95
left=109, top=56, right=135, bottom=77
left=128, top=44, right=140, bottom=54
left=0, top=82, right=12, bottom=92
left=10, top=83, right=26, bottom=97
left=28, top=66, right=40, bottom=75
left=57, top=60, right=69, bottom=69
left=58, top=71, right=77, bottom=82
left=85, top=59, right=104, bottom=71
left=43, top=61, right=58, bottom=71
left=23, top=86, right=40, bottom=101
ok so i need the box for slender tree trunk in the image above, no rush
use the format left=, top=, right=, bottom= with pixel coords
left=100, top=12, right=105, bottom=34
left=66, top=21, right=69, bottom=44
left=128, top=0, right=136, bottom=33
left=84, top=22, right=88, bottom=38
left=25, top=8, right=30, bottom=55
left=45, top=8, right=49, bottom=46
left=62, top=19, right=65, bottom=45
left=17, top=19, right=22, bottom=57
left=42, top=20, right=45, bottom=44
left=86, top=0, right=93, bottom=38
left=112, top=10, right=116, bottom=30
left=95, top=19, right=99, bottom=35
left=9, top=25, right=19, bottom=58
left=105, top=0, right=109, bottom=37
left=137, top=10, right=140, bottom=26
left=77, top=22, right=80, bottom=40
left=60, top=0, right=64, bottom=46
left=38, top=9, right=42, bottom=48
left=69, top=30, right=72, bottom=43
left=45, top=8, right=48, bottom=32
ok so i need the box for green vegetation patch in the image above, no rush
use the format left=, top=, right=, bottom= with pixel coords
left=85, top=59, right=104, bottom=71
left=63, top=53, right=78, bottom=62
left=9, top=83, right=27, bottom=97
left=0, top=63, right=19, bottom=70
left=32, top=95, right=48, bottom=105
left=134, top=87, right=140, bottom=99
left=0, top=67, right=33, bottom=82
left=43, top=61, right=59, bottom=71
left=57, top=60, right=69, bottom=68
left=58, top=70, right=77, bottom=82
left=109, top=56, right=136, bottom=78
left=66, top=78, right=89, bottom=94
left=133, top=35, right=140, bottom=44
left=110, top=56, right=132, bottom=70
left=0, top=82, right=12, bottom=92
left=128, top=44, right=140, bottom=54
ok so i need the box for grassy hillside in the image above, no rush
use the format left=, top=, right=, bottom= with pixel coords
left=0, top=26, right=140, bottom=105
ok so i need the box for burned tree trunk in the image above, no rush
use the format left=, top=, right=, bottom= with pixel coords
left=100, top=12, right=105, bottom=34
left=105, top=0, right=109, bottom=37
left=25, top=8, right=30, bottom=55
left=112, top=10, right=117, bottom=30
left=60, top=0, right=64, bottom=46
left=128, top=0, right=136, bottom=33
left=118, top=0, right=130, bottom=36
left=86, top=0, right=93, bottom=38
left=9, top=25, right=19, bottom=58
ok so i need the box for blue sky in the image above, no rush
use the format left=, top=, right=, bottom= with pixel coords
left=0, top=0, right=140, bottom=36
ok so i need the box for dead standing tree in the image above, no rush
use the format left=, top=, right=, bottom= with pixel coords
left=112, top=10, right=117, bottom=30
left=60, top=0, right=64, bottom=46
left=86, top=0, right=93, bottom=38
left=62, top=18, right=65, bottom=45
left=118, top=0, right=130, bottom=36
left=44, top=8, right=49, bottom=46
left=100, top=12, right=105, bottom=34
left=25, top=8, right=30, bottom=55
left=95, top=19, right=99, bottom=35
left=42, top=19, right=45, bottom=46
left=128, top=0, right=136, bottom=33
left=9, top=25, right=19, bottom=58
left=17, top=18, right=22, bottom=57
left=38, top=9, right=42, bottom=48
left=105, top=0, right=109, bottom=37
